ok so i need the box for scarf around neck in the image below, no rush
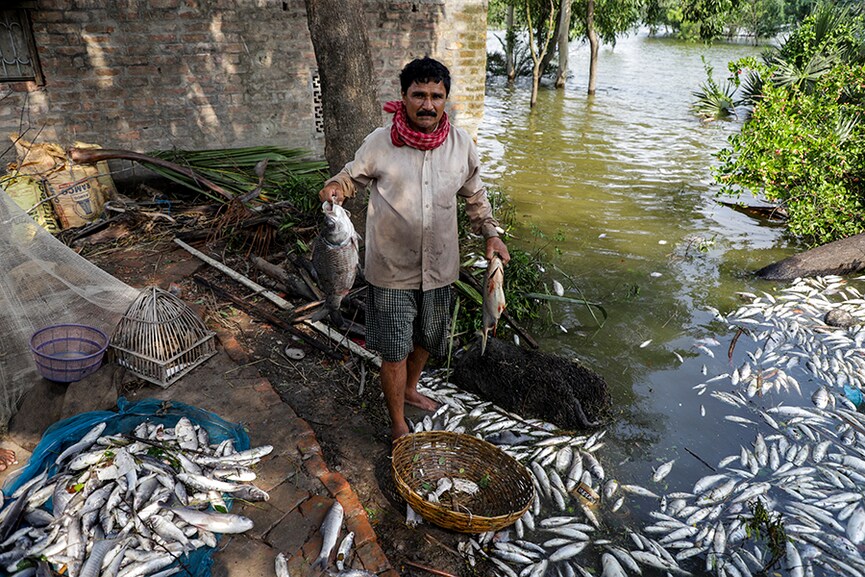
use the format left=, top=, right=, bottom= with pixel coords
left=383, top=100, right=450, bottom=151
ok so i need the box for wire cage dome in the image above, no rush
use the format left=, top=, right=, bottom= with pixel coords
left=110, top=286, right=216, bottom=388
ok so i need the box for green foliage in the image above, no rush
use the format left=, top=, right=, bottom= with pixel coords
left=715, top=62, right=865, bottom=245
left=571, top=0, right=643, bottom=45
left=778, top=2, right=865, bottom=67
left=453, top=187, right=547, bottom=343
left=741, top=498, right=789, bottom=572
left=692, top=56, right=738, bottom=120
left=147, top=146, right=328, bottom=213
left=731, top=0, right=786, bottom=41
left=487, top=33, right=538, bottom=77
left=680, top=0, right=741, bottom=40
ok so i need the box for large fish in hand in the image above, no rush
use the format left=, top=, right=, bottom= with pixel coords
left=480, top=254, right=506, bottom=355
left=311, top=201, right=360, bottom=325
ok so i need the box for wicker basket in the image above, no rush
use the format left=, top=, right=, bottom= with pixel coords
left=109, top=286, right=216, bottom=388
left=391, top=431, right=534, bottom=533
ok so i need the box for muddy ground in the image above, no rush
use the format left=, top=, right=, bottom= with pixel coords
left=82, top=226, right=487, bottom=577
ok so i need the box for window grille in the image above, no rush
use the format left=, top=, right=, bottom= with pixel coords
left=0, top=9, right=43, bottom=84
left=312, top=71, right=324, bottom=135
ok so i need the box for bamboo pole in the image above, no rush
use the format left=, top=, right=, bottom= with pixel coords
left=174, top=238, right=381, bottom=367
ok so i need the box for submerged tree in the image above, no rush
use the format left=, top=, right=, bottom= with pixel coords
left=525, top=0, right=558, bottom=107
left=490, top=0, right=641, bottom=101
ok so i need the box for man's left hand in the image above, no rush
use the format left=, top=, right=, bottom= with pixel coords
left=486, top=236, right=510, bottom=265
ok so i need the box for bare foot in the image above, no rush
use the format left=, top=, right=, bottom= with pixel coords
left=391, top=422, right=410, bottom=442
left=404, top=390, right=440, bottom=412
left=0, top=448, right=17, bottom=472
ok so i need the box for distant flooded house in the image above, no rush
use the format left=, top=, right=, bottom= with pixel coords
left=0, top=1, right=487, bottom=166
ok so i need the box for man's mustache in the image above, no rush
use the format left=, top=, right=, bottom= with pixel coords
left=417, top=110, right=437, bottom=117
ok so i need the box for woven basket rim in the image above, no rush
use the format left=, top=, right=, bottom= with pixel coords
left=391, top=431, right=534, bottom=533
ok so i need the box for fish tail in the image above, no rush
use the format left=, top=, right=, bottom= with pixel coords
left=311, top=555, right=327, bottom=571
left=480, top=329, right=490, bottom=356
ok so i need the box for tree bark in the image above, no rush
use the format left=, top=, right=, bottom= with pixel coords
left=587, top=0, right=599, bottom=95
left=506, top=4, right=516, bottom=84
left=526, top=0, right=556, bottom=108
left=756, top=233, right=865, bottom=280
left=555, top=0, right=572, bottom=88
left=304, top=0, right=380, bottom=234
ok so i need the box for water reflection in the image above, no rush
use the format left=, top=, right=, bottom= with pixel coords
left=478, top=32, right=800, bottom=496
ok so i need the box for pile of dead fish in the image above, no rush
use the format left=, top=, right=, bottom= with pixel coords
left=411, top=274, right=865, bottom=577
left=0, top=417, right=271, bottom=577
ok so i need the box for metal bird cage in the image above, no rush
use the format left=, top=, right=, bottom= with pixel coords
left=110, top=286, right=217, bottom=388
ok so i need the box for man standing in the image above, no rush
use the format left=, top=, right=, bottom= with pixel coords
left=318, top=57, right=509, bottom=440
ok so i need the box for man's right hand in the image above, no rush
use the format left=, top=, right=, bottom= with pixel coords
left=318, top=182, right=345, bottom=205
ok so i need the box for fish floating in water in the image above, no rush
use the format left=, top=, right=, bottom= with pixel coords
left=311, top=201, right=360, bottom=326
left=0, top=417, right=270, bottom=577
left=481, top=253, right=506, bottom=355
left=406, top=275, right=865, bottom=577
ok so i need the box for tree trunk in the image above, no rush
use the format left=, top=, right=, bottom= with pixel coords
left=304, top=0, right=380, bottom=176
left=506, top=5, right=516, bottom=84
left=587, top=0, right=598, bottom=95
left=555, top=0, right=572, bottom=88
left=526, top=0, right=556, bottom=109
left=531, top=68, right=541, bottom=107
left=756, top=233, right=865, bottom=280
left=539, top=3, right=562, bottom=78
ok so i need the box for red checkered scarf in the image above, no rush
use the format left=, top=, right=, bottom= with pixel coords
left=383, top=100, right=450, bottom=150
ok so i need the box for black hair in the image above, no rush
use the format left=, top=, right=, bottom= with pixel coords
left=399, top=57, right=451, bottom=96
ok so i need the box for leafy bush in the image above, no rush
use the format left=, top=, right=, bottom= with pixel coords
left=715, top=62, right=865, bottom=245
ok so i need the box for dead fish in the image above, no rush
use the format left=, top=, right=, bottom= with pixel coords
left=335, top=531, right=354, bottom=571
left=481, top=254, right=506, bottom=355
left=311, top=201, right=359, bottom=325
left=163, top=501, right=254, bottom=534
left=275, top=552, right=289, bottom=577
left=312, top=500, right=344, bottom=570
left=652, top=459, right=675, bottom=483
left=552, top=279, right=565, bottom=297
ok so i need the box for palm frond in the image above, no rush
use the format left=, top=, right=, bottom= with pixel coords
left=835, top=114, right=861, bottom=144
left=770, top=52, right=836, bottom=93
left=736, top=69, right=765, bottom=109
left=144, top=146, right=328, bottom=209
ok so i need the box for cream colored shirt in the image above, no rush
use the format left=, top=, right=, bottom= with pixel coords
left=326, top=125, right=499, bottom=291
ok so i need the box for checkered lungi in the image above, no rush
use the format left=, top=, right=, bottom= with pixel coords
left=366, top=285, right=453, bottom=362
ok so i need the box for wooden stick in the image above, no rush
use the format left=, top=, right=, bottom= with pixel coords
left=403, top=560, right=458, bottom=577
left=68, top=147, right=236, bottom=201
left=192, top=275, right=344, bottom=361
left=249, top=255, right=317, bottom=301
left=728, top=327, right=744, bottom=361
left=685, top=447, right=716, bottom=472
left=174, top=238, right=381, bottom=367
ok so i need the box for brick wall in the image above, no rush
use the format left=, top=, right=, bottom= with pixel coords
left=0, top=1, right=487, bottom=167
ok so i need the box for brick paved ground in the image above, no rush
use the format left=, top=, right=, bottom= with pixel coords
left=2, top=254, right=400, bottom=577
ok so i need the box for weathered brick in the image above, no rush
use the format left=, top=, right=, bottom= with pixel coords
left=0, top=0, right=486, bottom=166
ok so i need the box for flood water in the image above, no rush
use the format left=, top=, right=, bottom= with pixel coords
left=478, top=32, right=803, bottom=527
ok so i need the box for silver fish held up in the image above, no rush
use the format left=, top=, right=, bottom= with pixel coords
left=311, top=201, right=360, bottom=325
left=480, top=254, right=506, bottom=355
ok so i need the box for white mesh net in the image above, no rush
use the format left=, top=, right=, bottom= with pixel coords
left=0, top=188, right=140, bottom=427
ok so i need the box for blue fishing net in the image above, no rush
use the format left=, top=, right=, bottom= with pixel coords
left=1, top=396, right=250, bottom=577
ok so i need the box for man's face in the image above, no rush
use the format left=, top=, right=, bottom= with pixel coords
left=402, top=80, right=447, bottom=134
